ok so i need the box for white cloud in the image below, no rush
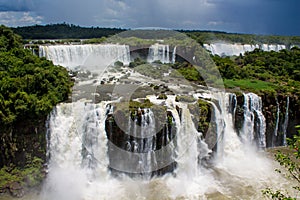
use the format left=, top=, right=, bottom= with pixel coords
left=207, top=21, right=223, bottom=26
left=0, top=11, right=43, bottom=27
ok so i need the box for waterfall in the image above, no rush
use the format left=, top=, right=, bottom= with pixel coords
left=203, top=42, right=287, bottom=56
left=39, top=44, right=131, bottom=69
left=241, top=93, right=266, bottom=148
left=274, top=97, right=280, bottom=137
left=175, top=105, right=199, bottom=179
left=147, top=44, right=176, bottom=63
left=40, top=43, right=292, bottom=199
left=207, top=97, right=225, bottom=155
left=47, top=102, right=109, bottom=172
left=228, top=93, right=237, bottom=122
left=260, top=44, right=286, bottom=52
left=282, top=96, right=289, bottom=145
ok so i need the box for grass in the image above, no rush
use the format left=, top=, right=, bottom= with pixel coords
left=224, top=79, right=278, bottom=94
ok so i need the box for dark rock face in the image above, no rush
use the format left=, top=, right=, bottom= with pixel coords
left=105, top=106, right=177, bottom=177
left=260, top=94, right=300, bottom=147
left=129, top=46, right=149, bottom=61
left=233, top=93, right=300, bottom=148
left=0, top=118, right=47, bottom=168
left=287, top=95, right=300, bottom=138
left=0, top=118, right=46, bottom=197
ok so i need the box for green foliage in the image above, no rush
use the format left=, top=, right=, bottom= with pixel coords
left=177, top=66, right=201, bottom=81
left=0, top=26, right=73, bottom=126
left=0, top=157, right=44, bottom=189
left=128, top=58, right=147, bottom=68
left=83, top=37, right=107, bottom=44
left=129, top=99, right=154, bottom=110
left=0, top=25, right=22, bottom=51
left=213, top=47, right=300, bottom=95
left=134, top=63, right=170, bottom=79
left=13, top=23, right=125, bottom=39
left=157, top=94, right=168, bottom=99
left=263, top=126, right=300, bottom=199
left=14, top=24, right=300, bottom=45
left=184, top=30, right=300, bottom=45
left=175, top=95, right=196, bottom=103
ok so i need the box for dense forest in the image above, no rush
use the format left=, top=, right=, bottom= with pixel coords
left=0, top=25, right=73, bottom=126
left=13, top=23, right=300, bottom=45
left=12, top=23, right=125, bottom=40
left=0, top=26, right=73, bottom=195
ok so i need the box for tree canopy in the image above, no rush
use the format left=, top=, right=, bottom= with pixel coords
left=212, top=47, right=300, bottom=95
left=0, top=26, right=73, bottom=126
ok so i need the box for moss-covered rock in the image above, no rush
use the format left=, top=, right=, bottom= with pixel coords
left=0, top=157, right=45, bottom=197
left=175, top=95, right=196, bottom=103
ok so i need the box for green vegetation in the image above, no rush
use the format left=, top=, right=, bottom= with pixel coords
left=263, top=126, right=300, bottom=199
left=224, top=79, right=277, bottom=94
left=13, top=23, right=125, bottom=39
left=185, top=30, right=300, bottom=45
left=0, top=26, right=73, bottom=194
left=213, top=47, right=300, bottom=95
left=187, top=99, right=211, bottom=134
left=13, top=24, right=300, bottom=46
left=134, top=63, right=170, bottom=79
left=175, top=95, right=196, bottom=103
left=0, top=25, right=73, bottom=126
left=0, top=157, right=44, bottom=190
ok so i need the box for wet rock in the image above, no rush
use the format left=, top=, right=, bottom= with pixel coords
left=9, top=182, right=24, bottom=198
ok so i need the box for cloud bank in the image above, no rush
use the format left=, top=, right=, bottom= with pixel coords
left=0, top=0, right=299, bottom=35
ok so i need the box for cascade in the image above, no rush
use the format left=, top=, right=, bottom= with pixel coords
left=203, top=42, right=287, bottom=56
left=39, top=44, right=131, bottom=69
left=282, top=96, right=289, bottom=145
left=46, top=102, right=109, bottom=172
left=40, top=44, right=293, bottom=199
left=228, top=93, right=237, bottom=122
left=43, top=91, right=288, bottom=199
left=274, top=97, right=280, bottom=137
left=260, top=44, right=286, bottom=52
left=208, top=92, right=244, bottom=156
left=172, top=46, right=177, bottom=64
left=147, top=44, right=176, bottom=63
left=206, top=96, right=225, bottom=154
left=241, top=93, right=266, bottom=148
left=174, top=105, right=200, bottom=179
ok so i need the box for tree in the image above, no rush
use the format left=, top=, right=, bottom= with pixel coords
left=0, top=26, right=73, bottom=126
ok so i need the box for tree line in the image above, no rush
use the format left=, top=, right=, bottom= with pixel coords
left=12, top=23, right=300, bottom=45
left=12, top=23, right=125, bottom=40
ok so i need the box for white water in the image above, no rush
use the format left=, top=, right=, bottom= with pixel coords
left=147, top=44, right=176, bottom=63
left=37, top=44, right=295, bottom=199
left=203, top=42, right=286, bottom=56
left=274, top=97, right=280, bottom=137
left=40, top=89, right=295, bottom=199
left=282, top=96, right=289, bottom=146
left=39, top=44, right=130, bottom=69
left=241, top=93, right=266, bottom=148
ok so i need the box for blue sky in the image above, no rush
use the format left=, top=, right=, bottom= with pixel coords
left=0, top=0, right=299, bottom=35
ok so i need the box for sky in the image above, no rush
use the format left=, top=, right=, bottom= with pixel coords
left=0, top=0, right=299, bottom=36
